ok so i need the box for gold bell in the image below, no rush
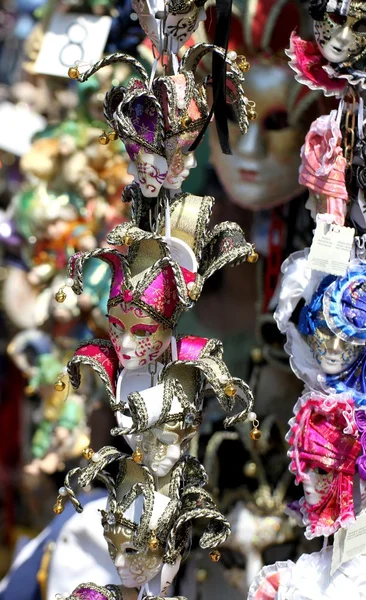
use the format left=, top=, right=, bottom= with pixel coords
left=98, top=132, right=110, bottom=145
left=224, top=381, right=237, bottom=397
left=53, top=497, right=64, bottom=515
left=132, top=447, right=144, bottom=464
left=148, top=532, right=159, bottom=551
left=54, top=378, right=66, bottom=392
left=181, top=115, right=192, bottom=128
left=209, top=549, right=221, bottom=562
left=238, top=57, right=250, bottom=72
left=82, top=447, right=95, bottom=460
left=55, top=289, right=66, bottom=303
left=122, top=234, right=133, bottom=246
left=108, top=130, right=118, bottom=142
left=248, top=250, right=259, bottom=263
left=188, top=284, right=199, bottom=301
left=248, top=109, right=258, bottom=121
left=250, top=427, right=262, bottom=441
left=68, top=66, right=80, bottom=79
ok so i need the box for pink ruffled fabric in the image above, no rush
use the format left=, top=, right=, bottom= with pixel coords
left=287, top=393, right=360, bottom=538
left=287, top=34, right=346, bottom=96
left=299, top=112, right=348, bottom=225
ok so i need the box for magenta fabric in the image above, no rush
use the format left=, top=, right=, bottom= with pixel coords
left=74, top=342, right=120, bottom=396
left=73, top=587, right=109, bottom=600
left=288, top=33, right=346, bottom=94
left=177, top=335, right=210, bottom=360
left=288, top=394, right=360, bottom=538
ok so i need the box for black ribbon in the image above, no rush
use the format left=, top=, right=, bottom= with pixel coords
left=189, top=0, right=233, bottom=154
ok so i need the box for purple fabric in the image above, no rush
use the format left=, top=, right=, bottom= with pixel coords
left=73, top=588, right=109, bottom=600
left=356, top=410, right=366, bottom=480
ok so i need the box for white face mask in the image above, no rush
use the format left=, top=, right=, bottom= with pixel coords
left=314, top=10, right=366, bottom=64
left=104, top=493, right=171, bottom=588
left=209, top=63, right=304, bottom=210
left=163, top=152, right=197, bottom=190
left=118, top=386, right=199, bottom=476
left=127, top=151, right=168, bottom=198
left=131, top=0, right=206, bottom=54
left=302, top=468, right=333, bottom=506
left=108, top=306, right=172, bottom=371
left=126, top=422, right=197, bottom=476
left=308, top=323, right=363, bottom=375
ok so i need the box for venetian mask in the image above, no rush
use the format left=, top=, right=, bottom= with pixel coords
left=103, top=494, right=169, bottom=588
left=306, top=315, right=363, bottom=375
left=209, top=63, right=304, bottom=210
left=314, top=3, right=366, bottom=65
left=108, top=305, right=172, bottom=370
left=119, top=388, right=199, bottom=476
left=131, top=0, right=206, bottom=54
left=127, top=150, right=168, bottom=198
left=302, top=468, right=334, bottom=505
left=163, top=151, right=197, bottom=190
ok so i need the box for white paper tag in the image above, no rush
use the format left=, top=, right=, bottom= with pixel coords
left=308, top=220, right=354, bottom=276
left=0, top=102, right=46, bottom=156
left=331, top=511, right=366, bottom=575
left=34, top=12, right=112, bottom=78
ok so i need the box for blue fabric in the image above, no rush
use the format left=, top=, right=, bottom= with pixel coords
left=324, top=264, right=366, bottom=343
left=326, top=349, right=366, bottom=406
left=0, top=491, right=106, bottom=600
left=298, top=274, right=336, bottom=335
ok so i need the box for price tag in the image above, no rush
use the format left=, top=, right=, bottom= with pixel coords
left=308, top=219, right=354, bottom=276
left=34, top=12, right=112, bottom=78
left=331, top=511, right=366, bottom=575
left=0, top=102, right=46, bottom=156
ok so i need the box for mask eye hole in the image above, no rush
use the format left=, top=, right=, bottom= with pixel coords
left=353, top=18, right=366, bottom=33
left=328, top=12, right=347, bottom=26
left=125, top=547, right=138, bottom=555
left=263, top=110, right=289, bottom=131
left=133, top=328, right=151, bottom=338
left=314, top=467, right=328, bottom=475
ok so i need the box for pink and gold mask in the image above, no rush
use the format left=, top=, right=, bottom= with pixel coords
left=108, top=304, right=172, bottom=370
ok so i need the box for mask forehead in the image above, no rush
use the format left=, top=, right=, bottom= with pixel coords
left=109, top=304, right=160, bottom=329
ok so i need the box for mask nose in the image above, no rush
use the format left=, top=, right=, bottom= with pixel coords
left=339, top=24, right=352, bottom=41
left=184, top=153, right=197, bottom=169
left=115, top=552, right=127, bottom=568
left=235, top=122, right=266, bottom=159
left=120, top=332, right=136, bottom=351
left=326, top=336, right=342, bottom=354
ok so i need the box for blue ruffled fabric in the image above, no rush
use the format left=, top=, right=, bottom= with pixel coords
left=298, top=275, right=336, bottom=335
left=324, top=264, right=366, bottom=343
left=326, top=349, right=366, bottom=407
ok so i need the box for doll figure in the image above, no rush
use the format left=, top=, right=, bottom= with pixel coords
left=61, top=450, right=230, bottom=599
left=114, top=346, right=253, bottom=477
left=275, top=254, right=366, bottom=403
left=65, top=194, right=255, bottom=428
left=73, top=45, right=253, bottom=198
left=104, top=82, right=168, bottom=198
left=287, top=392, right=361, bottom=539
left=288, top=0, right=366, bottom=95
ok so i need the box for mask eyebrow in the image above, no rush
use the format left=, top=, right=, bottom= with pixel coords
left=130, top=324, right=159, bottom=334
left=108, top=315, right=125, bottom=329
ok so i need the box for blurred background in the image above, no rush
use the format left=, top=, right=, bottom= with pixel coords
left=0, top=0, right=329, bottom=596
